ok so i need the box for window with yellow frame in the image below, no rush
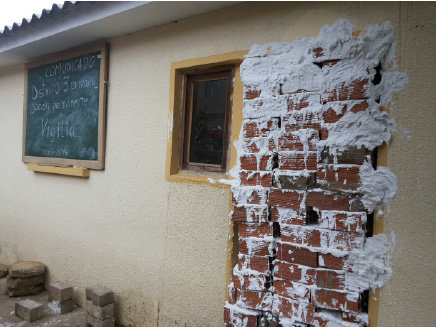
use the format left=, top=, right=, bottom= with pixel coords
left=165, top=51, right=247, bottom=186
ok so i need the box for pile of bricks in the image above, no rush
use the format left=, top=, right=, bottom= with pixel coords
left=223, top=22, right=400, bottom=327
left=86, top=284, right=115, bottom=327
left=7, top=261, right=45, bottom=297
left=48, top=281, right=74, bottom=314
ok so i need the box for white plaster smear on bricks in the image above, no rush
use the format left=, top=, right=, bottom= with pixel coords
left=222, top=18, right=408, bottom=326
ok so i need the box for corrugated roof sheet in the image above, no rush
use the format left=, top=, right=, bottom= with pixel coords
left=0, top=1, right=77, bottom=36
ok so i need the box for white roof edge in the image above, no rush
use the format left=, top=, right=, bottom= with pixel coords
left=0, top=2, right=147, bottom=52
left=0, top=1, right=240, bottom=69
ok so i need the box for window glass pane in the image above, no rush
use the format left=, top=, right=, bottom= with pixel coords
left=189, top=78, right=228, bottom=165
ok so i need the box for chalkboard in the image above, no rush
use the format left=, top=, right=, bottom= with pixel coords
left=23, top=43, right=108, bottom=170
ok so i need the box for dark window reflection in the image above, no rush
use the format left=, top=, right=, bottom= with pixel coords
left=189, top=78, right=228, bottom=165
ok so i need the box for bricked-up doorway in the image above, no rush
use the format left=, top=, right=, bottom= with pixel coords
left=225, top=19, right=404, bottom=326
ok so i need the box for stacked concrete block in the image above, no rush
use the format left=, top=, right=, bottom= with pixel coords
left=15, top=299, right=44, bottom=322
left=85, top=284, right=115, bottom=327
left=7, top=261, right=45, bottom=297
left=48, top=281, right=74, bottom=314
left=0, top=263, right=8, bottom=278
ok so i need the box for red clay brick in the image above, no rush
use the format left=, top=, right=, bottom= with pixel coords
left=272, top=295, right=315, bottom=323
left=239, top=238, right=274, bottom=257
left=245, top=87, right=262, bottom=100
left=232, top=187, right=268, bottom=205
left=320, top=147, right=368, bottom=165
left=323, top=79, right=369, bottom=102
left=243, top=137, right=276, bottom=154
left=314, top=289, right=361, bottom=313
left=318, top=253, right=348, bottom=271
left=237, top=290, right=273, bottom=311
left=317, top=165, right=361, bottom=191
left=276, top=242, right=318, bottom=267
left=288, top=93, right=322, bottom=111
left=314, top=311, right=367, bottom=326
left=224, top=305, right=259, bottom=327
left=240, top=171, right=273, bottom=187
left=319, top=211, right=366, bottom=233
left=240, top=154, right=273, bottom=171
left=273, top=279, right=310, bottom=302
left=278, top=131, right=318, bottom=151
left=316, top=269, right=345, bottom=290
left=269, top=189, right=303, bottom=209
left=232, top=205, right=269, bottom=224
left=306, top=191, right=352, bottom=211
left=279, top=152, right=317, bottom=170
left=280, top=226, right=321, bottom=248
left=324, top=230, right=365, bottom=252
left=322, top=100, right=368, bottom=124
left=238, top=223, right=273, bottom=239
left=233, top=273, right=270, bottom=291
left=270, top=208, right=305, bottom=225
left=238, top=254, right=270, bottom=274
left=273, top=261, right=316, bottom=285
left=243, top=118, right=279, bottom=138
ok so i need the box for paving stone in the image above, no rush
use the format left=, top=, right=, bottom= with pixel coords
left=7, top=274, right=44, bottom=289
left=15, top=299, right=44, bottom=322
left=85, top=284, right=114, bottom=307
left=0, top=263, right=8, bottom=278
left=86, top=314, right=114, bottom=327
left=48, top=281, right=73, bottom=302
left=86, top=300, right=114, bottom=320
left=8, top=261, right=45, bottom=278
left=48, top=298, right=74, bottom=314
left=8, top=284, right=44, bottom=297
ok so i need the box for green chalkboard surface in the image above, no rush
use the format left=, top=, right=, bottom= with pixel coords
left=23, top=44, right=108, bottom=169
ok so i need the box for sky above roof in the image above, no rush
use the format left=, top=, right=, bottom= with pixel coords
left=0, top=0, right=60, bottom=29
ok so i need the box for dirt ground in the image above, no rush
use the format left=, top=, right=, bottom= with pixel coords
left=0, top=278, right=87, bottom=327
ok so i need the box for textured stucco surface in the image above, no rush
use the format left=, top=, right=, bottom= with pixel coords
left=0, top=2, right=435, bottom=326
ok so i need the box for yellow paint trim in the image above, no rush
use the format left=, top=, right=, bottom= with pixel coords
left=165, top=50, right=247, bottom=188
left=368, top=105, right=390, bottom=326
left=27, top=163, right=90, bottom=177
left=164, top=51, right=247, bottom=304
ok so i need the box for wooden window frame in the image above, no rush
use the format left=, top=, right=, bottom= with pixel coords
left=165, top=50, right=247, bottom=187
left=181, top=69, right=233, bottom=173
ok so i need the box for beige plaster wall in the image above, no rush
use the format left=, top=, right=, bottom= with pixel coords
left=0, top=2, right=434, bottom=326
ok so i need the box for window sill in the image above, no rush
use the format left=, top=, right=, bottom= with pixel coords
left=167, top=171, right=232, bottom=189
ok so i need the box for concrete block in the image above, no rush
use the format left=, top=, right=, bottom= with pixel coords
left=86, top=284, right=114, bottom=307
left=15, top=299, right=44, bottom=322
left=48, top=298, right=74, bottom=314
left=7, top=274, right=44, bottom=289
left=86, top=314, right=114, bottom=327
left=48, top=281, right=73, bottom=302
left=86, top=300, right=114, bottom=320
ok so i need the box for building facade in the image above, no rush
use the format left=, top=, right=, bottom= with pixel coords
left=0, top=2, right=435, bottom=326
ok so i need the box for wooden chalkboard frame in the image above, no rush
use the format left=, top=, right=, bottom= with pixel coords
left=22, top=42, right=109, bottom=170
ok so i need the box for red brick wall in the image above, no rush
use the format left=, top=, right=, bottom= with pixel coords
left=222, top=20, right=404, bottom=327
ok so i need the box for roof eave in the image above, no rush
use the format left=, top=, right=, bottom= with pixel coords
left=0, top=1, right=240, bottom=69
